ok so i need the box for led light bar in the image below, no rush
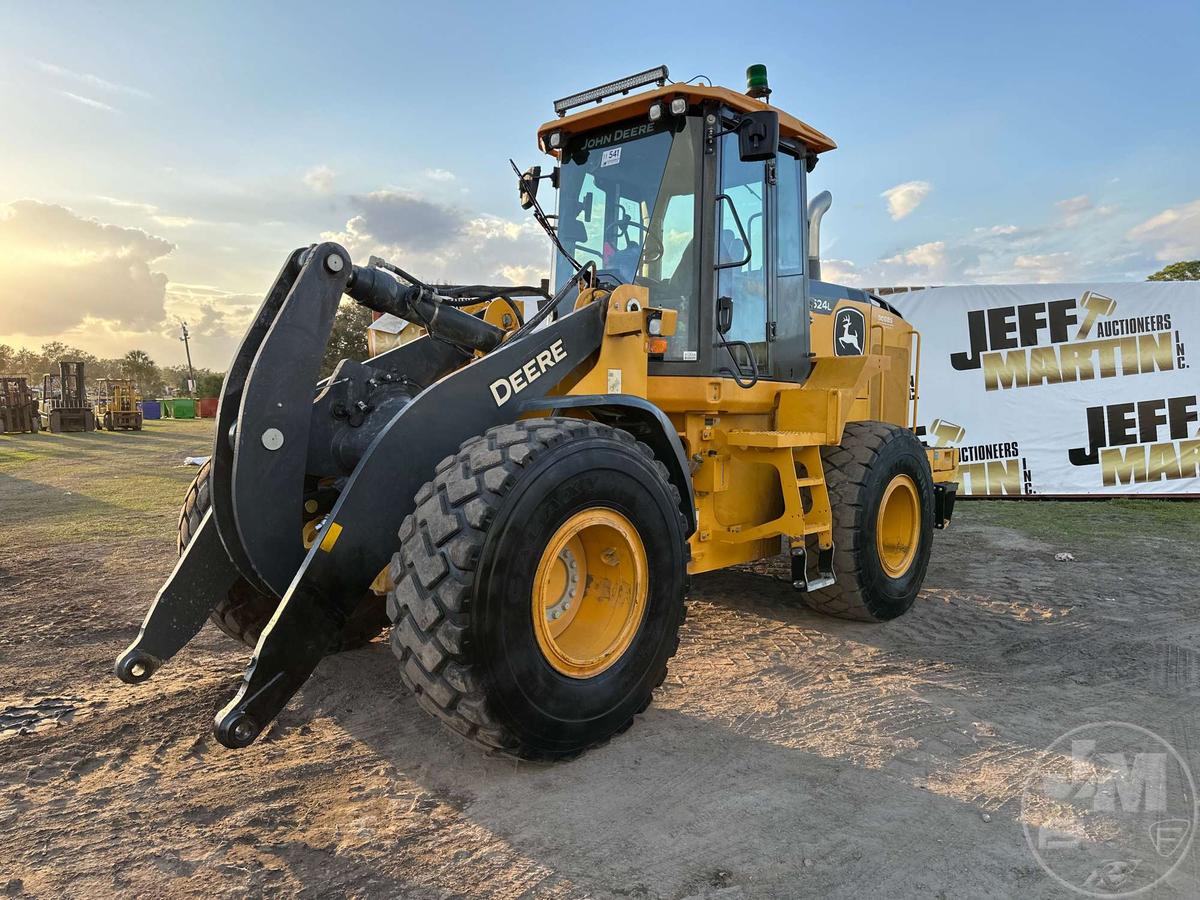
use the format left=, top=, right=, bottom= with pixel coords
left=553, top=65, right=670, bottom=117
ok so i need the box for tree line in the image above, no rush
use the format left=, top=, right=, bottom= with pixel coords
left=0, top=342, right=224, bottom=397
left=0, top=303, right=374, bottom=397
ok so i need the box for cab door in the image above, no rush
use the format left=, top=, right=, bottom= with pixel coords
left=716, top=131, right=771, bottom=376
left=770, top=147, right=812, bottom=383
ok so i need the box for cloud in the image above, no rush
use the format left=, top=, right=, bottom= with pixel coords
left=974, top=224, right=1019, bottom=236
left=1127, top=198, right=1200, bottom=261
left=60, top=91, right=116, bottom=112
left=1056, top=194, right=1092, bottom=216
left=0, top=200, right=173, bottom=335
left=96, top=196, right=157, bottom=215
left=343, top=190, right=467, bottom=252
left=882, top=240, right=946, bottom=270
left=93, top=196, right=208, bottom=229
left=829, top=186, right=1154, bottom=288
left=151, top=215, right=199, bottom=229
left=324, top=189, right=549, bottom=285
left=36, top=60, right=150, bottom=99
left=1054, top=194, right=1118, bottom=228
left=1055, top=193, right=1096, bottom=227
left=303, top=165, right=336, bottom=194
left=818, top=259, right=862, bottom=286
left=422, top=168, right=457, bottom=183
left=1012, top=251, right=1072, bottom=282
left=881, top=181, right=932, bottom=220
left=164, top=283, right=260, bottom=343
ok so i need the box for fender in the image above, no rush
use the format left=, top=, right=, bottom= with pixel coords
left=520, top=393, right=696, bottom=537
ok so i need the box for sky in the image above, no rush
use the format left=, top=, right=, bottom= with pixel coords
left=1, top=0, right=1198, bottom=369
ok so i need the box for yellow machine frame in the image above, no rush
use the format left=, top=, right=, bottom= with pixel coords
left=549, top=284, right=957, bottom=575
left=95, top=378, right=143, bottom=431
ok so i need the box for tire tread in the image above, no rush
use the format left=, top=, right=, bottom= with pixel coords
left=387, top=418, right=686, bottom=759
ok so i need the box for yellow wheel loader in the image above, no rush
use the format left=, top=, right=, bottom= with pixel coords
left=116, top=65, right=958, bottom=759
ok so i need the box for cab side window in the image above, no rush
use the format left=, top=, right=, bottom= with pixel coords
left=718, top=132, right=767, bottom=364
left=776, top=153, right=804, bottom=276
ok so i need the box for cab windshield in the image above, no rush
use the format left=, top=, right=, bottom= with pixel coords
left=554, top=118, right=699, bottom=359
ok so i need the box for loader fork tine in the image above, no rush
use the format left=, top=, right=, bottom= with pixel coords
left=114, top=508, right=241, bottom=683
left=213, top=581, right=339, bottom=748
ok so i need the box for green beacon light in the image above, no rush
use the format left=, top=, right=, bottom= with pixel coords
left=746, top=64, right=771, bottom=101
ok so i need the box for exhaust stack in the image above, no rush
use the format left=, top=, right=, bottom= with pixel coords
left=807, top=190, right=832, bottom=282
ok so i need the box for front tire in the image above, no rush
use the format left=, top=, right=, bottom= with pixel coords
left=388, top=418, right=687, bottom=760
left=803, top=421, right=935, bottom=622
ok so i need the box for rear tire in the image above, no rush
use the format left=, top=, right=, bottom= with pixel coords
left=178, top=461, right=388, bottom=651
left=387, top=418, right=687, bottom=760
left=803, top=421, right=934, bottom=622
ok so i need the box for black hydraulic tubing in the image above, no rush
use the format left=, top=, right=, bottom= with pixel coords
left=346, top=265, right=505, bottom=353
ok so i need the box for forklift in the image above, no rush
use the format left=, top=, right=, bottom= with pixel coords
left=0, top=377, right=40, bottom=433
left=41, top=362, right=95, bottom=433
left=95, top=378, right=143, bottom=431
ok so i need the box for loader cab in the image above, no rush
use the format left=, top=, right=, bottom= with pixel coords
left=539, top=73, right=836, bottom=385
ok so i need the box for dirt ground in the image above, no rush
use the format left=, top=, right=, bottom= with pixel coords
left=2, top=418, right=1199, bottom=898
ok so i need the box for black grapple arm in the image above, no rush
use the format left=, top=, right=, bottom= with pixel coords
left=114, top=241, right=607, bottom=749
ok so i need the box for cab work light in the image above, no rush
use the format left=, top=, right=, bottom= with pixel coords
left=553, top=65, right=670, bottom=117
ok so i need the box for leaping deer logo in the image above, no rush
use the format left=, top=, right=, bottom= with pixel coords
left=834, top=308, right=865, bottom=357
left=838, top=317, right=861, bottom=354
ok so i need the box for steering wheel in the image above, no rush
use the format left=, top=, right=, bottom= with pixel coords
left=603, top=207, right=664, bottom=263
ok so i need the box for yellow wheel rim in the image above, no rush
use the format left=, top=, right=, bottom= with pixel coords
left=532, top=508, right=648, bottom=679
left=877, top=474, right=920, bottom=578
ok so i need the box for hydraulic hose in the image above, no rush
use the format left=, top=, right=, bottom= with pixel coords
left=345, top=265, right=505, bottom=353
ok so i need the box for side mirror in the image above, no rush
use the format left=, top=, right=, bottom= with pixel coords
left=581, top=191, right=593, bottom=223
left=738, top=110, right=779, bottom=162
left=518, top=165, right=541, bottom=210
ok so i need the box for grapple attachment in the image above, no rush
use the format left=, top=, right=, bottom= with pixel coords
left=114, top=244, right=605, bottom=747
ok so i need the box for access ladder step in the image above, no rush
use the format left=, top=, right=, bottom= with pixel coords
left=790, top=542, right=836, bottom=593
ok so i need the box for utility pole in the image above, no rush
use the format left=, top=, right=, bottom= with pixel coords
left=179, top=321, right=196, bottom=396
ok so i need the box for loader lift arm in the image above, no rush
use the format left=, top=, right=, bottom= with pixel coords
left=115, top=243, right=607, bottom=748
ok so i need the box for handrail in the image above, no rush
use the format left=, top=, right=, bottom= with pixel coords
left=910, top=328, right=922, bottom=430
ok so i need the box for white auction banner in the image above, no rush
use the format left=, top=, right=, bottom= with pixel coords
left=891, top=282, right=1199, bottom=497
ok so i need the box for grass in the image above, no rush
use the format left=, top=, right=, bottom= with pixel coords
left=0, top=418, right=215, bottom=544
left=961, top=496, right=1200, bottom=544
left=4, top=418, right=1197, bottom=552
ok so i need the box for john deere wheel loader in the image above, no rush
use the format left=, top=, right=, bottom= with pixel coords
left=116, top=65, right=958, bottom=759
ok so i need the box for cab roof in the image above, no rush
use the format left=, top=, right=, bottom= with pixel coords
left=537, top=83, right=836, bottom=156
